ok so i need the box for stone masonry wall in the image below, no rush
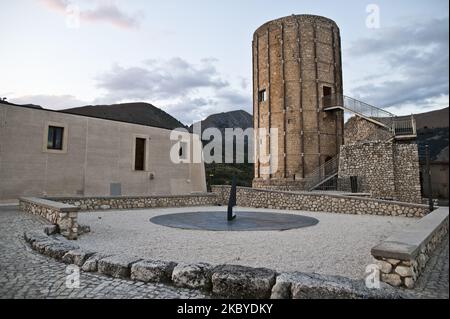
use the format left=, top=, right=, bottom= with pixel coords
left=339, top=141, right=396, bottom=199
left=50, top=194, right=218, bottom=211
left=344, top=116, right=393, bottom=145
left=338, top=141, right=422, bottom=203
left=212, top=186, right=429, bottom=217
left=393, top=143, right=422, bottom=204
left=20, top=198, right=79, bottom=240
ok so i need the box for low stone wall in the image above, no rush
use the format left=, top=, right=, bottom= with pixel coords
left=24, top=228, right=403, bottom=299
left=49, top=193, right=218, bottom=211
left=371, top=207, right=449, bottom=288
left=211, top=186, right=430, bottom=217
left=252, top=178, right=306, bottom=192
left=20, top=197, right=79, bottom=240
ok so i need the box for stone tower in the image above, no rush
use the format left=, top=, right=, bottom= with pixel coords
left=252, top=14, right=344, bottom=189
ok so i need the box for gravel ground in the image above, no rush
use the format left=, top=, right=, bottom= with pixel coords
left=77, top=206, right=414, bottom=280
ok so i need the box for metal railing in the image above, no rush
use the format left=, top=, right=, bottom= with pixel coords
left=393, top=115, right=416, bottom=137
left=304, top=155, right=340, bottom=191
left=323, top=94, right=395, bottom=129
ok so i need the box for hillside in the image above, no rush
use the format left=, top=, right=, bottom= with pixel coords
left=189, top=110, right=254, bottom=188
left=63, top=102, right=186, bottom=130
left=189, top=110, right=252, bottom=133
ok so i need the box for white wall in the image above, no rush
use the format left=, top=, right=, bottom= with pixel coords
left=0, top=103, right=206, bottom=200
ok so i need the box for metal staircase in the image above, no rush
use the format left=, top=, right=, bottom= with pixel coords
left=323, top=94, right=417, bottom=138
left=303, top=155, right=339, bottom=191
left=303, top=94, right=417, bottom=191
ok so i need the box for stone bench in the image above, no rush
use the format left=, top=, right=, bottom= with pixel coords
left=20, top=197, right=79, bottom=240
left=371, top=207, right=449, bottom=288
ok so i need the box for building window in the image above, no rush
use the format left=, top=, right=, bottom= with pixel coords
left=258, top=89, right=267, bottom=102
left=323, top=86, right=332, bottom=98
left=47, top=126, right=64, bottom=150
left=134, top=138, right=146, bottom=171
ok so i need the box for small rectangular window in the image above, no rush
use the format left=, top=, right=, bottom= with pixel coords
left=258, top=89, right=267, bottom=102
left=323, top=86, right=332, bottom=97
left=47, top=126, right=64, bottom=150
left=134, top=138, right=146, bottom=171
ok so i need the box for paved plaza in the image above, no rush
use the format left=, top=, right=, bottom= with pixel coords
left=0, top=205, right=448, bottom=299
left=77, top=206, right=414, bottom=279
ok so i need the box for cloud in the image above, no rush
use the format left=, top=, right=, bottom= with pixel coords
left=9, top=94, right=87, bottom=109
left=94, top=57, right=251, bottom=124
left=96, top=58, right=229, bottom=101
left=39, top=0, right=141, bottom=29
left=347, top=17, right=449, bottom=112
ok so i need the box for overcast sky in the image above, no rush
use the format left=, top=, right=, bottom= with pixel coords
left=0, top=0, right=448, bottom=125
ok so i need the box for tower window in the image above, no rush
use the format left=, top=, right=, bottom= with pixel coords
left=258, top=89, right=267, bottom=102
left=323, top=86, right=332, bottom=97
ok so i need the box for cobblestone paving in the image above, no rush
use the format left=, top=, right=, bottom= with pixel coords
left=409, top=234, right=449, bottom=299
left=0, top=206, right=209, bottom=299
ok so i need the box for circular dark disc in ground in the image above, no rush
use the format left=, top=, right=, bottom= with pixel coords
left=150, top=211, right=319, bottom=231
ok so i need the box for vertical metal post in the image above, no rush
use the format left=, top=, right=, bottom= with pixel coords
left=425, top=145, right=434, bottom=211
left=227, top=176, right=237, bottom=221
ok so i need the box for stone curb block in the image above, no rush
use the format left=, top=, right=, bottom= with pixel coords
left=131, top=259, right=177, bottom=283
left=43, top=242, right=80, bottom=260
left=211, top=264, right=276, bottom=299
left=81, top=253, right=112, bottom=273
left=98, top=255, right=142, bottom=279
left=271, top=272, right=402, bottom=299
left=172, top=263, right=213, bottom=290
left=62, top=249, right=96, bottom=266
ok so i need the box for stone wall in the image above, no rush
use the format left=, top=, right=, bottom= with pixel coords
left=252, top=178, right=306, bottom=192
left=338, top=141, right=422, bottom=203
left=371, top=207, right=449, bottom=288
left=20, top=197, right=79, bottom=240
left=211, top=186, right=429, bottom=217
left=393, top=143, right=423, bottom=204
left=49, top=193, right=218, bottom=211
left=344, top=116, right=393, bottom=144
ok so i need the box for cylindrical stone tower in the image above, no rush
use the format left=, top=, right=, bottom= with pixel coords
left=252, top=14, right=344, bottom=189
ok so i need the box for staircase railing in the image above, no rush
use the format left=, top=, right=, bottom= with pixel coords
left=323, top=94, right=395, bottom=130
left=303, top=155, right=340, bottom=191
left=393, top=115, right=416, bottom=137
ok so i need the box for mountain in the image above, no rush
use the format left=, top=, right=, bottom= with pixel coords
left=189, top=110, right=254, bottom=188
left=189, top=110, right=253, bottom=133
left=0, top=100, right=42, bottom=109
left=62, top=102, right=186, bottom=130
